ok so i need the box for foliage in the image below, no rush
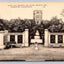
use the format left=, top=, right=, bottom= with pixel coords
left=0, top=16, right=64, bottom=33
left=48, top=17, right=63, bottom=32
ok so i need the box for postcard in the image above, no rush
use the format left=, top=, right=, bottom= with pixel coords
left=0, top=2, right=64, bottom=61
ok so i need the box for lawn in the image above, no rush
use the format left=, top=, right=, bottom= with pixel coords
left=0, top=45, right=64, bottom=61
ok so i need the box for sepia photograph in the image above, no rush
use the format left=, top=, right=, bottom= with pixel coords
left=0, top=2, right=64, bottom=61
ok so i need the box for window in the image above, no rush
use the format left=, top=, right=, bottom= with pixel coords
left=10, top=35, right=15, bottom=42
left=50, top=35, right=55, bottom=43
left=58, top=35, right=63, bottom=43
left=18, top=35, right=23, bottom=43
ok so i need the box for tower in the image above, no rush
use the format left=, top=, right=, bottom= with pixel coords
left=33, top=10, right=42, bottom=25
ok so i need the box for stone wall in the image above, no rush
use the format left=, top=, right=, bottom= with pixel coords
left=0, top=28, right=64, bottom=49
left=0, top=29, right=29, bottom=49
left=7, top=29, right=29, bottom=47
left=0, top=31, right=6, bottom=49
left=44, top=29, right=64, bottom=47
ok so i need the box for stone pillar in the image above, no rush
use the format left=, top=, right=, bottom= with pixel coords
left=5, top=30, right=8, bottom=35
left=15, top=35, right=17, bottom=44
left=24, top=29, right=29, bottom=46
left=8, top=35, right=10, bottom=42
left=56, top=35, right=58, bottom=44
left=22, top=33, right=25, bottom=46
left=0, top=34, right=4, bottom=45
left=4, top=30, right=8, bottom=43
left=49, top=32, right=50, bottom=44
left=44, top=29, right=49, bottom=47
left=0, top=31, right=5, bottom=49
left=63, top=35, right=64, bottom=44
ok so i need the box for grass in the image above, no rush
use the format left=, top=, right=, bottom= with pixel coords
left=0, top=44, right=64, bottom=61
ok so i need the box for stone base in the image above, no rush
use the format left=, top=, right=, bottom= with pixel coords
left=16, top=43, right=29, bottom=47
left=31, top=39, right=42, bottom=43
left=22, top=43, right=25, bottom=47
left=24, top=43, right=29, bottom=47
left=49, top=44, right=64, bottom=47
left=34, top=36, right=40, bottom=39
left=0, top=45, right=5, bottom=49
left=44, top=42, right=48, bottom=47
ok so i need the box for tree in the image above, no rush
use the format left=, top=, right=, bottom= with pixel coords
left=48, top=16, right=63, bottom=32
left=50, top=16, right=60, bottom=25
left=48, top=25, right=55, bottom=32
left=8, top=18, right=25, bottom=32
left=48, top=23, right=62, bottom=32
left=0, top=19, right=7, bottom=30
left=43, top=20, right=50, bottom=29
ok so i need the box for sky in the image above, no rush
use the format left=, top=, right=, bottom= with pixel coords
left=0, top=2, right=64, bottom=21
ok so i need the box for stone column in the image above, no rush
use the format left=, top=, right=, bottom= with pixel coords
left=15, top=35, right=17, bottom=44
left=8, top=35, right=10, bottom=42
left=56, top=35, right=58, bottom=44
left=49, top=32, right=50, bottom=44
left=0, top=31, right=5, bottom=49
left=4, top=30, right=8, bottom=43
left=22, top=33, right=25, bottom=46
left=24, top=29, right=29, bottom=47
left=63, top=35, right=64, bottom=44
left=0, top=34, right=4, bottom=45
left=44, top=29, right=49, bottom=47
left=5, top=30, right=8, bottom=35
